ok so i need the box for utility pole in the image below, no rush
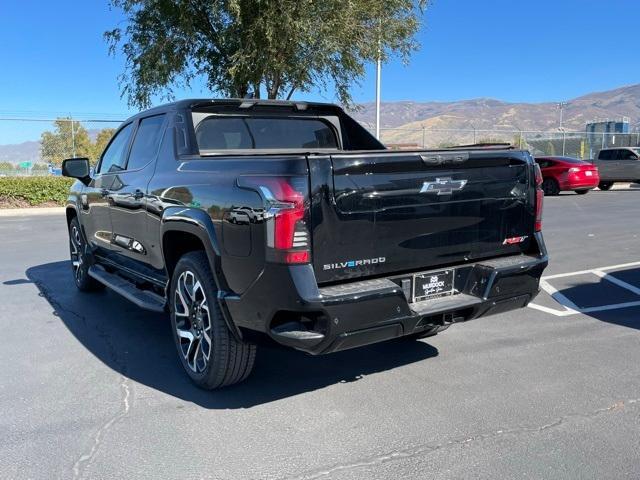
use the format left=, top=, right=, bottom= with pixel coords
left=70, top=117, right=76, bottom=158
left=374, top=18, right=382, bottom=140
left=375, top=48, right=381, bottom=140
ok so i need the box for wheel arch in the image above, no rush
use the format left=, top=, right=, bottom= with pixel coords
left=160, top=207, right=242, bottom=340
left=65, top=204, right=78, bottom=227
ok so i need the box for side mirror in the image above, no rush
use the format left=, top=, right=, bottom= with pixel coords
left=62, top=158, right=91, bottom=184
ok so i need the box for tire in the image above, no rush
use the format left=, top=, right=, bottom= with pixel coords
left=575, top=189, right=589, bottom=195
left=68, top=217, right=104, bottom=292
left=170, top=251, right=256, bottom=389
left=598, top=182, right=613, bottom=191
left=541, top=178, right=560, bottom=196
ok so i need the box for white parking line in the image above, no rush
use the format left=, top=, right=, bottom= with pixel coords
left=528, top=261, right=640, bottom=316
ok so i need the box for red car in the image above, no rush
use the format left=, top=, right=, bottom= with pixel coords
left=535, top=156, right=600, bottom=195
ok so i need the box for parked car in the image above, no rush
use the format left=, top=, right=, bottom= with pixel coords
left=535, top=156, right=599, bottom=195
left=62, top=99, right=548, bottom=389
left=592, top=147, right=640, bottom=190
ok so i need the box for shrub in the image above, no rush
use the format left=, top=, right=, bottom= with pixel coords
left=0, top=176, right=75, bottom=206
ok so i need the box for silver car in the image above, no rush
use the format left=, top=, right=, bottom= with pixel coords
left=593, top=147, right=640, bottom=190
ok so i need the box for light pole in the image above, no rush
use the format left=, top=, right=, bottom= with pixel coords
left=557, top=102, right=567, bottom=130
left=557, top=102, right=567, bottom=156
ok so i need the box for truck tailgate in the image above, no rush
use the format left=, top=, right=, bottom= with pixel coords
left=308, top=150, right=535, bottom=284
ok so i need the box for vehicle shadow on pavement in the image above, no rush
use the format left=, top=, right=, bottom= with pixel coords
left=26, top=261, right=439, bottom=409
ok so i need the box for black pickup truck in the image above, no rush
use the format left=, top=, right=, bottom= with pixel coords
left=62, top=99, right=548, bottom=389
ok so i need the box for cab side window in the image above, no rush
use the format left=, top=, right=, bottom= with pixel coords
left=127, top=115, right=166, bottom=170
left=536, top=160, right=550, bottom=168
left=599, top=150, right=614, bottom=160
left=98, top=123, right=134, bottom=174
left=619, top=149, right=638, bottom=160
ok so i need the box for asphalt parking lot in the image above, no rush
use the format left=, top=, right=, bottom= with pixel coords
left=1, top=190, right=640, bottom=480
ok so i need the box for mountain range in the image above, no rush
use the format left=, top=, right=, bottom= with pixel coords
left=348, top=83, right=640, bottom=146
left=1, top=84, right=640, bottom=163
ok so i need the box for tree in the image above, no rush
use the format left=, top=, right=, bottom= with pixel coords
left=105, top=0, right=429, bottom=108
left=91, top=128, right=116, bottom=161
left=0, top=162, right=14, bottom=171
left=41, top=119, right=93, bottom=167
left=40, top=121, right=116, bottom=167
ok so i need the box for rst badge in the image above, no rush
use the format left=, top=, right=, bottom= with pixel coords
left=420, top=177, right=467, bottom=195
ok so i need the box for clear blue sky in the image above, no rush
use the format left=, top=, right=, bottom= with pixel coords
left=0, top=0, right=639, bottom=142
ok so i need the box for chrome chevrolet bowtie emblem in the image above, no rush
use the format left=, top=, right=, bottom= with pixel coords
left=420, top=177, right=468, bottom=195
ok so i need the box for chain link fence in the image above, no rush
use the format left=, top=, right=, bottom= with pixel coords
left=1, top=117, right=639, bottom=177
left=377, top=126, right=640, bottom=159
left=0, top=117, right=123, bottom=177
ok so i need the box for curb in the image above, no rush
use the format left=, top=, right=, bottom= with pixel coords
left=0, top=207, right=66, bottom=217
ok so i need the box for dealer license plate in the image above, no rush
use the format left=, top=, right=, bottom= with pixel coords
left=413, top=269, right=455, bottom=302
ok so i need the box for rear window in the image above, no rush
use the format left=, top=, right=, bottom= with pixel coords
left=193, top=115, right=338, bottom=151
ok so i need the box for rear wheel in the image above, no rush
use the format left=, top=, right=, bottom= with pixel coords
left=541, top=178, right=560, bottom=196
left=68, top=217, right=104, bottom=292
left=598, top=182, right=613, bottom=191
left=575, top=189, right=589, bottom=195
left=170, top=251, right=256, bottom=389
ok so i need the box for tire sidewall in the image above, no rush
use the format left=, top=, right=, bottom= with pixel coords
left=69, top=217, right=93, bottom=290
left=169, top=254, right=219, bottom=385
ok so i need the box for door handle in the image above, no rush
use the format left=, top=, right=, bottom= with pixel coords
left=133, top=189, right=144, bottom=200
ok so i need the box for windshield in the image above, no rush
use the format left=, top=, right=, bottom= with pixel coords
left=193, top=114, right=339, bottom=151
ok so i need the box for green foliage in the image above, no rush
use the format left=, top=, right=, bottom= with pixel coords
left=40, top=120, right=115, bottom=167
left=105, top=0, right=429, bottom=108
left=41, top=118, right=93, bottom=166
left=92, top=129, right=116, bottom=161
left=0, top=177, right=74, bottom=206
left=546, top=141, right=556, bottom=156
left=0, top=162, right=15, bottom=171
left=31, top=163, right=50, bottom=171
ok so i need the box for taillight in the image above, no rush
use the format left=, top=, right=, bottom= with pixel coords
left=568, top=167, right=580, bottom=173
left=534, top=164, right=543, bottom=232
left=238, top=176, right=311, bottom=264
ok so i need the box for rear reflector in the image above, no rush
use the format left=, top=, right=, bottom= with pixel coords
left=283, top=251, right=310, bottom=264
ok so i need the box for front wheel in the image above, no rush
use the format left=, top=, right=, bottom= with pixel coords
left=170, top=251, right=256, bottom=389
left=575, top=189, right=589, bottom=195
left=598, top=182, right=613, bottom=191
left=68, top=217, right=104, bottom=292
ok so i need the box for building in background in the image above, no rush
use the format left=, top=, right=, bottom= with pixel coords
left=586, top=119, right=634, bottom=157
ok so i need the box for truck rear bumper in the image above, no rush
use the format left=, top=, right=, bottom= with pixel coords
left=224, top=237, right=548, bottom=355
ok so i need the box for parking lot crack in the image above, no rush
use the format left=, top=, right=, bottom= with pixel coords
left=72, top=377, right=131, bottom=479
left=31, top=276, right=133, bottom=479
left=284, top=397, right=640, bottom=480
